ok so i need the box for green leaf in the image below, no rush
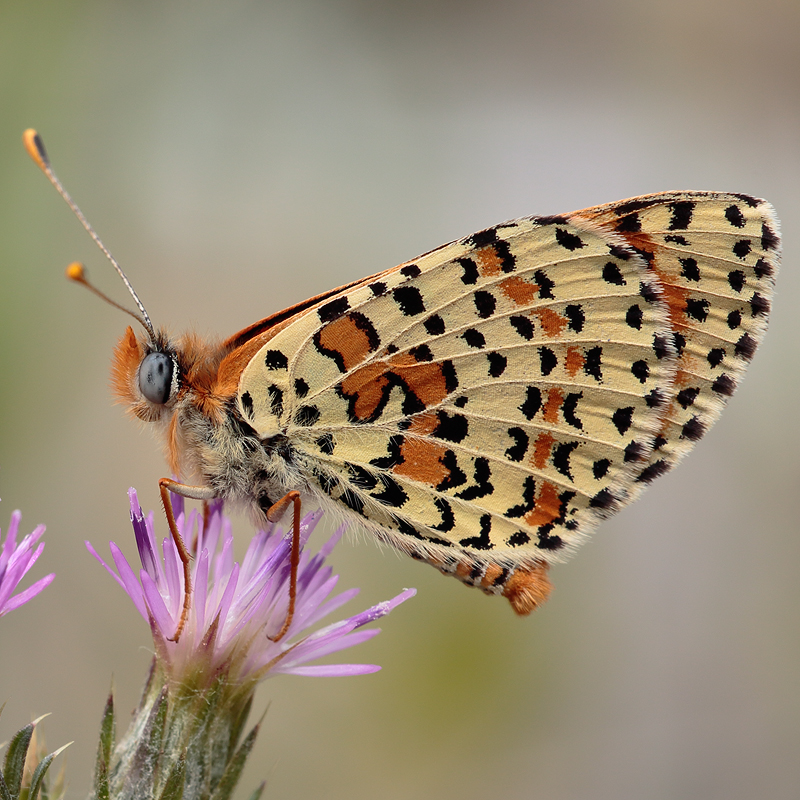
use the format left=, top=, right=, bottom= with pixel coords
left=92, top=693, right=115, bottom=800
left=27, top=743, right=71, bottom=800
left=243, top=782, right=265, bottom=800
left=155, top=757, right=185, bottom=800
left=0, top=770, right=13, bottom=800
left=208, top=721, right=261, bottom=800
left=124, top=687, right=169, bottom=796
left=3, top=722, right=34, bottom=798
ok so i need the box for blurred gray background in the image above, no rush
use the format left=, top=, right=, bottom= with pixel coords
left=1, top=1, right=799, bottom=798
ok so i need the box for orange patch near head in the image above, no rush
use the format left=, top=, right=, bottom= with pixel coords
left=531, top=431, right=555, bottom=469
left=316, top=314, right=379, bottom=373
left=499, top=276, right=539, bottom=306
left=542, top=387, right=563, bottom=424
left=111, top=326, right=142, bottom=406
left=523, top=481, right=561, bottom=529
left=533, top=308, right=567, bottom=337
left=565, top=345, right=585, bottom=377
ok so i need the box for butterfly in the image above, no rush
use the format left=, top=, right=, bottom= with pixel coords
left=24, top=129, right=779, bottom=637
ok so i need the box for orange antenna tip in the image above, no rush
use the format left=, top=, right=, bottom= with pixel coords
left=23, top=129, right=50, bottom=172
left=66, top=261, right=86, bottom=282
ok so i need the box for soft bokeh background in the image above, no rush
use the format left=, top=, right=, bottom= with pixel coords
left=1, top=1, right=798, bottom=798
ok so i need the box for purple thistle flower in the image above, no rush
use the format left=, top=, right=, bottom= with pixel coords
left=0, top=510, right=54, bottom=618
left=86, top=489, right=414, bottom=686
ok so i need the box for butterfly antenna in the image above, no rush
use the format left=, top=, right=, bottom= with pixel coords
left=23, top=129, right=156, bottom=340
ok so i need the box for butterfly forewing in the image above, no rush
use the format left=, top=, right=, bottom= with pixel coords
left=234, top=192, right=777, bottom=598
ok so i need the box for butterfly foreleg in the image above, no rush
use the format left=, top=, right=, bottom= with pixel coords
left=158, top=477, right=218, bottom=642
left=264, top=490, right=302, bottom=642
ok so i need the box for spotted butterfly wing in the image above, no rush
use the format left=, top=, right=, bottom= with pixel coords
left=234, top=191, right=778, bottom=613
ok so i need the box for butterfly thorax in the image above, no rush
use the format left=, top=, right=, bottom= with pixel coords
left=112, top=325, right=304, bottom=518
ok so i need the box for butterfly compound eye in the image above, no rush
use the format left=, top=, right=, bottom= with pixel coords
left=139, top=352, right=174, bottom=405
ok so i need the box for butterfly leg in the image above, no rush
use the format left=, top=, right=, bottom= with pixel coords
left=264, top=490, right=302, bottom=642
left=158, top=478, right=218, bottom=642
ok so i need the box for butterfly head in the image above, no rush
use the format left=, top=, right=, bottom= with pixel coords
left=112, top=326, right=181, bottom=422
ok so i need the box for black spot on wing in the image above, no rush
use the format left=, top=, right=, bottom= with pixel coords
left=681, top=416, right=706, bottom=441
left=519, top=387, right=542, bottom=420
left=612, top=407, right=634, bottom=435
left=735, top=333, right=757, bottom=361
left=664, top=234, right=689, bottom=245
left=455, top=458, right=493, bottom=501
left=754, top=258, right=773, bottom=279
left=371, top=473, right=409, bottom=507
left=728, top=270, right=746, bottom=292
left=316, top=433, right=335, bottom=455
left=584, top=347, right=603, bottom=381
left=510, top=315, right=534, bottom=340
left=369, top=281, right=387, bottom=296
left=624, top=441, right=645, bottom=463
left=686, top=298, right=710, bottom=322
left=631, top=360, right=649, bottom=383
left=732, top=239, right=752, bottom=259
left=750, top=293, right=770, bottom=317
left=294, top=378, right=309, bottom=398
left=294, top=405, right=320, bottom=426
left=680, top=258, right=700, bottom=282
left=712, top=374, right=736, bottom=396
left=635, top=460, right=671, bottom=484
left=626, top=305, right=643, bottom=330
left=761, top=222, right=779, bottom=251
left=392, top=286, right=425, bottom=316
left=668, top=201, right=694, bottom=230
left=459, top=514, right=494, bottom=551
left=318, top=296, right=350, bottom=323
left=267, top=385, right=283, bottom=416
left=602, top=262, right=626, bottom=285
left=474, top=290, right=496, bottom=318
left=487, top=352, right=507, bottom=377
left=533, top=270, right=555, bottom=298
left=264, top=349, right=288, bottom=370
left=505, top=475, right=536, bottom=518
left=555, top=228, right=586, bottom=251
left=505, top=427, right=528, bottom=462
left=240, top=391, right=254, bottom=419
left=432, top=411, right=469, bottom=443
left=539, top=347, right=557, bottom=376
left=564, top=304, right=585, bottom=332
left=616, top=213, right=641, bottom=233
left=424, top=314, right=446, bottom=336
left=725, top=205, right=746, bottom=228
left=432, top=497, right=455, bottom=532
left=462, top=328, right=486, bottom=349
left=562, top=392, right=583, bottom=430
left=676, top=387, right=700, bottom=409
left=553, top=441, right=580, bottom=480
left=401, top=264, right=421, bottom=278
left=458, top=257, right=479, bottom=285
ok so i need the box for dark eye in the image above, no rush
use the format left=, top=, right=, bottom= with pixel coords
left=139, top=352, right=174, bottom=405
